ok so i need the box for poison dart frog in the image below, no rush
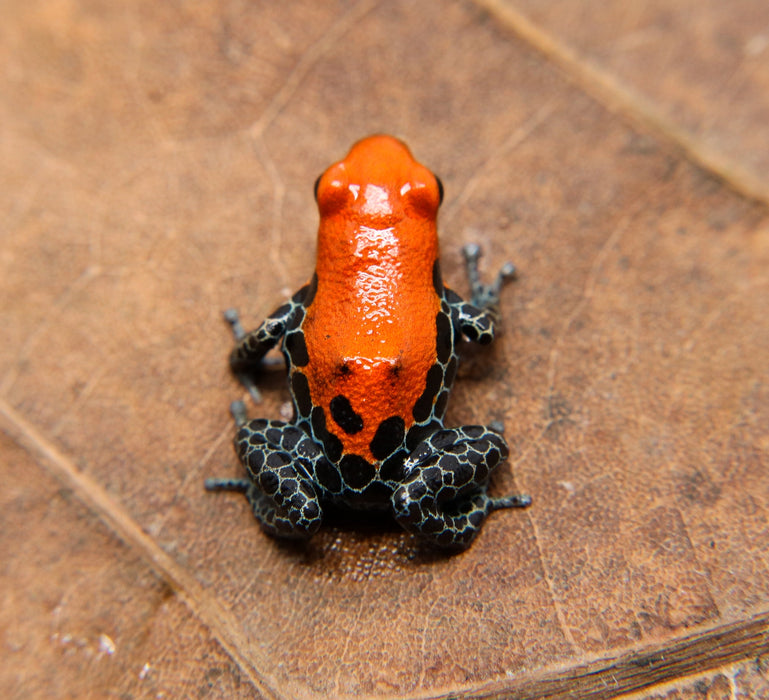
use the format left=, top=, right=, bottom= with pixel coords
left=205, top=135, right=530, bottom=550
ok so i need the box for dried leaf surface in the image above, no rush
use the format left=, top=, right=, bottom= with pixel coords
left=1, top=1, right=768, bottom=698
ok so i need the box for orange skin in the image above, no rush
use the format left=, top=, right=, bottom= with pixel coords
left=303, top=135, right=442, bottom=464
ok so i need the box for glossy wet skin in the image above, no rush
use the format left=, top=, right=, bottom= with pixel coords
left=306, top=136, right=443, bottom=466
left=206, top=135, right=530, bottom=550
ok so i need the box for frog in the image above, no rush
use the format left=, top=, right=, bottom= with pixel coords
left=205, top=135, right=530, bottom=550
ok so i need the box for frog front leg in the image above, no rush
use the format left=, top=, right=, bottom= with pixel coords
left=224, top=300, right=295, bottom=401
left=226, top=280, right=315, bottom=392
left=462, top=242, right=517, bottom=325
left=391, top=426, right=530, bottom=549
left=445, top=243, right=517, bottom=347
left=205, top=401, right=328, bottom=539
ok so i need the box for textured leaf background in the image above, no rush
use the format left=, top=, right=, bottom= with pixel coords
left=2, top=1, right=768, bottom=698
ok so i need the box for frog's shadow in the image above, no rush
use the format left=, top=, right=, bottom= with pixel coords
left=268, top=505, right=457, bottom=570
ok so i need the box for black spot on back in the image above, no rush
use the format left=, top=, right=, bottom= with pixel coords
left=324, top=433, right=343, bottom=462
left=285, top=331, right=309, bottom=367
left=445, top=356, right=458, bottom=388
left=315, top=458, right=342, bottom=493
left=369, top=416, right=405, bottom=461
left=406, top=420, right=441, bottom=451
left=432, top=259, right=443, bottom=295
left=329, top=395, right=364, bottom=434
left=339, top=454, right=376, bottom=490
left=291, top=371, right=312, bottom=417
left=436, top=310, right=452, bottom=364
left=303, top=273, right=318, bottom=307
left=434, top=390, right=449, bottom=418
left=412, top=364, right=444, bottom=422
left=380, top=450, right=407, bottom=482
left=312, top=406, right=344, bottom=461
left=311, top=405, right=327, bottom=438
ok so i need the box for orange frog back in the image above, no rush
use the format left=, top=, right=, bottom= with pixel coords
left=303, top=135, right=444, bottom=466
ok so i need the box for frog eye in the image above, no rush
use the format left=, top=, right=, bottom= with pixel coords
left=434, top=174, right=444, bottom=205
left=315, top=166, right=354, bottom=215
left=402, top=177, right=442, bottom=217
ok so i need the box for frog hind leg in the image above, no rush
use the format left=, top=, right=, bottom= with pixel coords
left=391, top=426, right=530, bottom=550
left=206, top=402, right=326, bottom=540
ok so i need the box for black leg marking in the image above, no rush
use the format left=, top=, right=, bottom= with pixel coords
left=225, top=308, right=262, bottom=403
left=206, top=406, right=333, bottom=539
left=231, top=417, right=330, bottom=539
left=226, top=289, right=309, bottom=403
left=391, top=425, right=530, bottom=549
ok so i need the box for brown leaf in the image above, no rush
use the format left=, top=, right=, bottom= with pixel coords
left=1, top=1, right=768, bottom=698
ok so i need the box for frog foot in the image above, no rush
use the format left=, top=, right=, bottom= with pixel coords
left=392, top=425, right=530, bottom=549
left=462, top=243, right=516, bottom=319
